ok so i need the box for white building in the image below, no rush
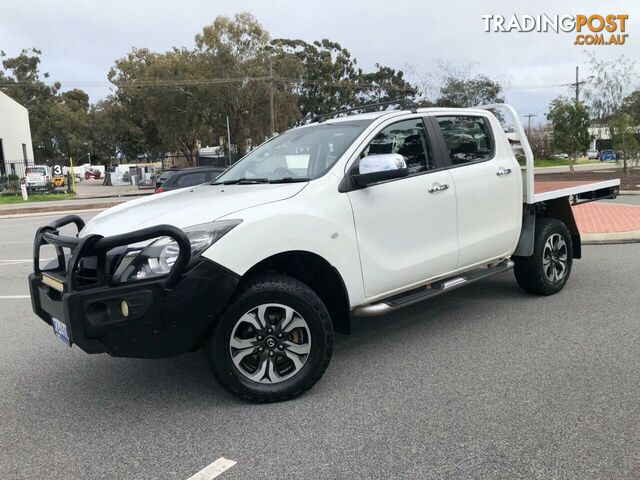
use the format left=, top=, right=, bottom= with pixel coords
left=0, top=91, right=35, bottom=176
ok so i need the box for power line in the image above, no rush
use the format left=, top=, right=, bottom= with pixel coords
left=560, top=65, right=588, bottom=102
left=0, top=76, right=419, bottom=93
left=0, top=76, right=577, bottom=93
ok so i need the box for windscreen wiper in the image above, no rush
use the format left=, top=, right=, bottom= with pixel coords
left=212, top=177, right=270, bottom=185
left=269, top=177, right=311, bottom=184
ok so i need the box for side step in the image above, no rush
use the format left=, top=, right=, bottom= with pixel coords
left=352, top=259, right=514, bottom=317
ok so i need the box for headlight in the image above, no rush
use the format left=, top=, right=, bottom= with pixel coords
left=114, top=219, right=241, bottom=282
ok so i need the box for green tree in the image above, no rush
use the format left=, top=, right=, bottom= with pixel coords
left=622, top=90, right=640, bottom=125
left=50, top=89, right=92, bottom=162
left=610, top=113, right=639, bottom=174
left=194, top=13, right=299, bottom=157
left=547, top=97, right=591, bottom=173
left=270, top=38, right=358, bottom=119
left=584, top=53, right=636, bottom=121
left=1, top=49, right=93, bottom=165
left=435, top=75, right=504, bottom=108
left=271, top=38, right=417, bottom=120
left=108, top=13, right=300, bottom=161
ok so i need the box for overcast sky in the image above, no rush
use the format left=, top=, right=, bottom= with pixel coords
left=1, top=0, right=639, bottom=124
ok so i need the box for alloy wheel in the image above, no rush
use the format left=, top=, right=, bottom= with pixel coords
left=542, top=233, right=568, bottom=283
left=229, top=303, right=311, bottom=384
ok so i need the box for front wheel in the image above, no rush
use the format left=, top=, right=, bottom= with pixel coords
left=514, top=218, right=573, bottom=295
left=207, top=275, right=334, bottom=402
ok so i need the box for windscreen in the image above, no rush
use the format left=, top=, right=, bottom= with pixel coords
left=213, top=120, right=371, bottom=184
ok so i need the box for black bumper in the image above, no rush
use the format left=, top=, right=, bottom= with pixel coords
left=29, top=215, right=239, bottom=358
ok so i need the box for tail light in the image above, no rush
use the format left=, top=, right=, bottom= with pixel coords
left=155, top=186, right=165, bottom=193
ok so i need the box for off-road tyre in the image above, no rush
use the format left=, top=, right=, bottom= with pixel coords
left=514, top=218, right=573, bottom=295
left=207, top=274, right=333, bottom=402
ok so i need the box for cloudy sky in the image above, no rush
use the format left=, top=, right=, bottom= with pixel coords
left=1, top=0, right=639, bottom=123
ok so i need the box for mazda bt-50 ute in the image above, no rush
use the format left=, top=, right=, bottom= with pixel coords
left=29, top=101, right=620, bottom=402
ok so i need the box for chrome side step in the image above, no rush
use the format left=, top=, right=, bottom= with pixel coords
left=352, top=259, right=514, bottom=317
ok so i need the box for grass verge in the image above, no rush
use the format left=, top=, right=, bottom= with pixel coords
left=0, top=193, right=75, bottom=205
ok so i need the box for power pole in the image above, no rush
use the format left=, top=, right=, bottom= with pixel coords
left=269, top=58, right=275, bottom=137
left=524, top=113, right=537, bottom=136
left=564, top=66, right=587, bottom=103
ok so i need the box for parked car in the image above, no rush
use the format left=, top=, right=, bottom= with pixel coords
left=600, top=150, right=617, bottom=161
left=587, top=149, right=599, bottom=159
left=84, top=167, right=102, bottom=180
left=29, top=101, right=620, bottom=403
left=24, top=166, right=50, bottom=191
left=154, top=169, right=178, bottom=190
left=154, top=166, right=225, bottom=193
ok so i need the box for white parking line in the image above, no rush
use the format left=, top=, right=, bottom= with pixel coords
left=186, top=458, right=237, bottom=480
left=0, top=295, right=30, bottom=299
left=0, top=258, right=52, bottom=264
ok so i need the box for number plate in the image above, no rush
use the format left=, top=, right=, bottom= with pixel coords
left=52, top=317, right=71, bottom=347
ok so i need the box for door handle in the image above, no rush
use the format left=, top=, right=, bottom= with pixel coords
left=496, top=167, right=512, bottom=176
left=428, top=183, right=449, bottom=193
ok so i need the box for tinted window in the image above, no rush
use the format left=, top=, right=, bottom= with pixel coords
left=158, top=171, right=176, bottom=182
left=436, top=116, right=493, bottom=165
left=360, top=119, right=434, bottom=175
left=176, top=172, right=207, bottom=187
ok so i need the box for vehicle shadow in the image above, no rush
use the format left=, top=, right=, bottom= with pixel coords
left=31, top=273, right=524, bottom=408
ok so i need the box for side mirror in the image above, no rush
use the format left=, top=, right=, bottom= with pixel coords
left=351, top=153, right=409, bottom=187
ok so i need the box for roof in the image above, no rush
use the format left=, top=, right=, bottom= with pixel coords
left=309, top=107, right=496, bottom=125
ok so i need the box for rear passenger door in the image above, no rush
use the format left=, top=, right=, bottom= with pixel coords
left=432, top=115, right=521, bottom=268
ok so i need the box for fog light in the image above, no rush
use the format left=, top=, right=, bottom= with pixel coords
left=121, top=300, right=129, bottom=318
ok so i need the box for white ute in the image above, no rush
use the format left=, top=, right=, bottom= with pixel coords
left=29, top=100, right=620, bottom=402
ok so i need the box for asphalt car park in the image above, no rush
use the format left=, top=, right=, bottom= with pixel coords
left=1, top=212, right=640, bottom=479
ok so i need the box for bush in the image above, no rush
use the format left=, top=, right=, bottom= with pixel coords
left=1, top=180, right=21, bottom=195
left=0, top=174, right=20, bottom=183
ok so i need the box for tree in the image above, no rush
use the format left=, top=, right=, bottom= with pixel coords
left=107, top=13, right=300, bottom=161
left=527, top=123, right=553, bottom=160
left=358, top=64, right=418, bottom=105
left=547, top=97, right=591, bottom=173
left=584, top=54, right=636, bottom=122
left=610, top=113, right=639, bottom=174
left=271, top=38, right=417, bottom=120
left=410, top=61, right=505, bottom=109
left=194, top=13, right=299, bottom=157
left=622, top=90, right=640, bottom=125
left=435, top=75, right=504, bottom=108
left=1, top=49, right=93, bottom=165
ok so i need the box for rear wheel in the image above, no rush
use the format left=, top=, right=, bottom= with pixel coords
left=207, top=275, right=333, bottom=402
left=514, top=218, right=573, bottom=295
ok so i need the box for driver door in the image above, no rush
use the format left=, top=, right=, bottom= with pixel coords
left=347, top=117, right=459, bottom=299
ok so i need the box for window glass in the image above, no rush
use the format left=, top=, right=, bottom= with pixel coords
left=214, top=120, right=371, bottom=183
left=436, top=116, right=493, bottom=165
left=360, top=119, right=434, bottom=175
left=176, top=172, right=207, bottom=187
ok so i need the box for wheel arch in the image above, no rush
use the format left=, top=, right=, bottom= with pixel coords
left=515, top=197, right=581, bottom=259
left=239, top=251, right=352, bottom=334
left=539, top=197, right=581, bottom=259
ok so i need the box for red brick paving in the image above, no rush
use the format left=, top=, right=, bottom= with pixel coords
left=535, top=180, right=640, bottom=234
left=535, top=180, right=601, bottom=195
left=573, top=203, right=640, bottom=234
